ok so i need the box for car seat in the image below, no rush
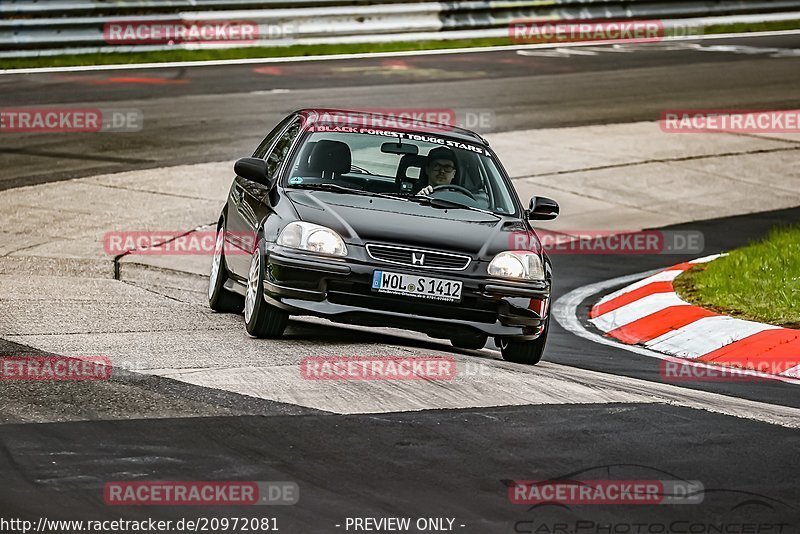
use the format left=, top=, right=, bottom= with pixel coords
left=395, top=154, right=428, bottom=194
left=308, top=140, right=352, bottom=180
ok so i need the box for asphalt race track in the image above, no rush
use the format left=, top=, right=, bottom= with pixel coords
left=3, top=34, right=800, bottom=189
left=2, top=33, right=800, bottom=532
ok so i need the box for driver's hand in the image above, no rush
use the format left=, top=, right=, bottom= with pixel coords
left=416, top=185, right=434, bottom=196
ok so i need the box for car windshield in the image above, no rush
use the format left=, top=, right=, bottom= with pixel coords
left=283, top=130, right=518, bottom=216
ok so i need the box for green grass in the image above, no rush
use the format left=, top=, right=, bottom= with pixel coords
left=2, top=18, right=799, bottom=70
left=0, top=38, right=513, bottom=70
left=674, top=224, right=800, bottom=328
left=702, top=19, right=800, bottom=35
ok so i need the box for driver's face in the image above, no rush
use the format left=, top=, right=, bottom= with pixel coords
left=427, top=159, right=456, bottom=186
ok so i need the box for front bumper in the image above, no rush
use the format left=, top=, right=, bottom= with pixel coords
left=261, top=244, right=550, bottom=341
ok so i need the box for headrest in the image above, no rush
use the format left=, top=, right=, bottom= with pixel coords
left=308, top=140, right=351, bottom=174
left=396, top=154, right=427, bottom=180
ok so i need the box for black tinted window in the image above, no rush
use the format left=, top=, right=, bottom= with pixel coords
left=266, top=118, right=302, bottom=178
left=253, top=115, right=294, bottom=159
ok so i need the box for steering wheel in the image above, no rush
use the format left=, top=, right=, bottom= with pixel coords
left=432, top=184, right=476, bottom=200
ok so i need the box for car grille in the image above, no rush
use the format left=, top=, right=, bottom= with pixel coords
left=365, top=244, right=471, bottom=271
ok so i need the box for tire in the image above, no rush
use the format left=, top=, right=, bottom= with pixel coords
left=498, top=316, right=549, bottom=365
left=208, top=224, right=245, bottom=313
left=244, top=239, right=289, bottom=338
left=450, top=332, right=488, bottom=350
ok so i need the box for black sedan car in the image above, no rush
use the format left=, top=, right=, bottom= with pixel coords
left=208, top=109, right=558, bottom=364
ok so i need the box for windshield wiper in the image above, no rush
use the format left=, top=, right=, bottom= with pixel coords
left=407, top=195, right=499, bottom=216
left=287, top=182, right=406, bottom=201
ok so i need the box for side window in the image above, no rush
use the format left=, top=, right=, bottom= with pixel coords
left=483, top=156, right=513, bottom=214
left=252, top=115, right=294, bottom=159
left=265, top=118, right=302, bottom=178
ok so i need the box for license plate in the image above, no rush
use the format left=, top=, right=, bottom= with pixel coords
left=371, top=270, right=462, bottom=302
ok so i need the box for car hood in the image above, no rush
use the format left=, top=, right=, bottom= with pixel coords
left=286, top=190, right=537, bottom=258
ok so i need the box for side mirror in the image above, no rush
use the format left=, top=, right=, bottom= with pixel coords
left=234, top=157, right=275, bottom=188
left=527, top=196, right=559, bottom=220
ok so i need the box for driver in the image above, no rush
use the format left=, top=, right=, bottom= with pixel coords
left=416, top=147, right=458, bottom=196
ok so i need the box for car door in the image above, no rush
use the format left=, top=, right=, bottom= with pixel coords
left=225, top=115, right=295, bottom=277
left=226, top=116, right=303, bottom=276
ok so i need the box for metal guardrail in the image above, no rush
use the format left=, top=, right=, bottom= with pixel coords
left=0, top=0, right=633, bottom=15
left=2, top=0, right=800, bottom=58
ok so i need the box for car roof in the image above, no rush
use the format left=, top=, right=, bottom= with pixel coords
left=294, top=108, right=490, bottom=146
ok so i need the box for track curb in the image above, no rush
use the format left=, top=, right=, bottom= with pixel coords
left=589, top=255, right=800, bottom=379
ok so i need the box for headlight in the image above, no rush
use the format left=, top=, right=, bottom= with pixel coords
left=276, top=222, right=348, bottom=256
left=487, top=251, right=544, bottom=281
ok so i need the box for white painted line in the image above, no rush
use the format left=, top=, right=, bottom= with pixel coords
left=645, top=316, right=779, bottom=358
left=580, top=46, right=637, bottom=53
left=782, top=364, right=800, bottom=378
left=551, top=269, right=800, bottom=387
left=689, top=253, right=727, bottom=264
left=590, top=292, right=689, bottom=333
left=2, top=29, right=800, bottom=75
left=248, top=89, right=291, bottom=95
left=517, top=48, right=599, bottom=57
